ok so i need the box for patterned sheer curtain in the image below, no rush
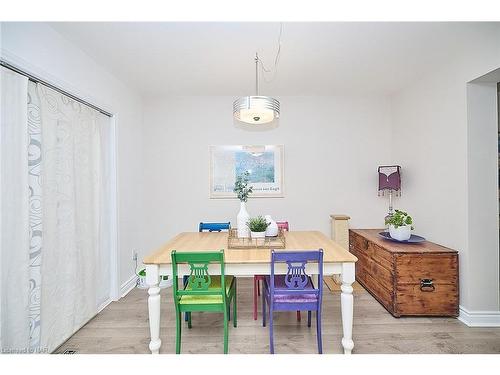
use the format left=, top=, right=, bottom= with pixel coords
left=1, top=67, right=112, bottom=353
left=1, top=67, right=30, bottom=353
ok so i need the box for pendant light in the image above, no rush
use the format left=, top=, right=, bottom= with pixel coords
left=233, top=52, right=280, bottom=126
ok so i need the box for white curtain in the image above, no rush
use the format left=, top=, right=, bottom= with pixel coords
left=36, top=84, right=111, bottom=353
left=0, top=67, right=30, bottom=352
left=96, top=113, right=112, bottom=310
left=27, top=82, right=43, bottom=350
left=1, top=68, right=113, bottom=353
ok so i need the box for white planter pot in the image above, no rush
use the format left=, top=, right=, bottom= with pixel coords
left=137, top=271, right=172, bottom=289
left=237, top=201, right=250, bottom=238
left=389, top=224, right=411, bottom=241
left=250, top=231, right=266, bottom=239
left=265, top=215, right=279, bottom=237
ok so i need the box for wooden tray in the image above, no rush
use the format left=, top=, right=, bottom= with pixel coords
left=227, top=228, right=286, bottom=249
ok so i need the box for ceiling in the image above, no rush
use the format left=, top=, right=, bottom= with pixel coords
left=49, top=22, right=500, bottom=97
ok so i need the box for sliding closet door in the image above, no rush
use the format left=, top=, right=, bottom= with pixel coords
left=97, top=113, right=113, bottom=310
left=0, top=67, right=30, bottom=351
left=1, top=71, right=113, bottom=353
left=34, top=84, right=111, bottom=352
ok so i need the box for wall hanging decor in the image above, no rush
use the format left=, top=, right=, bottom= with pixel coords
left=209, top=145, right=284, bottom=198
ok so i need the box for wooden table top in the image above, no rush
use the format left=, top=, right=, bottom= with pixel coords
left=143, top=230, right=358, bottom=265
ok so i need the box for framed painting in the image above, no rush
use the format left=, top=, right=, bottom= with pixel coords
left=209, top=145, right=284, bottom=198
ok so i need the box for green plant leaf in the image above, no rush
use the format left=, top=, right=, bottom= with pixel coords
left=233, top=171, right=254, bottom=202
left=246, top=216, right=270, bottom=232
left=386, top=209, right=414, bottom=229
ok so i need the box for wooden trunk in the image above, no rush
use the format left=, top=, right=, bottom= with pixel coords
left=349, top=229, right=459, bottom=317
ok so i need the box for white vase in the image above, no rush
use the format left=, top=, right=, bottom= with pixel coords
left=237, top=201, right=250, bottom=238
left=265, top=215, right=279, bottom=237
left=389, top=224, right=411, bottom=241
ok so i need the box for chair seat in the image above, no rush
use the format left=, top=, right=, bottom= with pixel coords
left=179, top=275, right=234, bottom=305
left=265, top=275, right=318, bottom=303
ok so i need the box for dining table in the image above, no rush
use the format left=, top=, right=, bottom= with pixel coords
left=143, top=230, right=358, bottom=354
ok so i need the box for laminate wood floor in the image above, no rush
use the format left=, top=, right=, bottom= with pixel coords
left=56, top=277, right=500, bottom=354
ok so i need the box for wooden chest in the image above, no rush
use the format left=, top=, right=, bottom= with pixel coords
left=349, top=229, right=459, bottom=317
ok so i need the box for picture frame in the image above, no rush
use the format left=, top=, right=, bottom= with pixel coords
left=209, top=145, right=284, bottom=198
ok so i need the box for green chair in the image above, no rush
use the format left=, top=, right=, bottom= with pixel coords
left=171, top=250, right=237, bottom=354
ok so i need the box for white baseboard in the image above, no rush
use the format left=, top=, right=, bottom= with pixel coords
left=458, top=305, right=500, bottom=327
left=120, top=274, right=138, bottom=298
left=97, top=298, right=112, bottom=313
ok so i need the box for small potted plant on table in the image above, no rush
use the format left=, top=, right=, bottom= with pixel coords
left=385, top=209, right=414, bottom=241
left=247, top=216, right=270, bottom=239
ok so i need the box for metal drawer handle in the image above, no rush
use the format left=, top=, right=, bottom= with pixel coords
left=420, top=279, right=435, bottom=292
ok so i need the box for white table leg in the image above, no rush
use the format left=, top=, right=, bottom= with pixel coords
left=146, top=264, right=161, bottom=354
left=340, top=262, right=355, bottom=354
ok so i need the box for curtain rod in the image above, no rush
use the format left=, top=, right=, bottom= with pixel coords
left=1, top=60, right=113, bottom=117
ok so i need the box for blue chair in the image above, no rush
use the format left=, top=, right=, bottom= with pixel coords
left=199, top=222, right=231, bottom=232
left=184, top=222, right=231, bottom=321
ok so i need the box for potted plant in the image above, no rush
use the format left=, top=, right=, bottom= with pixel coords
left=385, top=209, right=414, bottom=241
left=137, top=269, right=171, bottom=289
left=247, top=216, right=270, bottom=239
left=234, top=171, right=253, bottom=238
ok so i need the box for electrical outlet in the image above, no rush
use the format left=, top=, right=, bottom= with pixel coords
left=132, top=251, right=138, bottom=261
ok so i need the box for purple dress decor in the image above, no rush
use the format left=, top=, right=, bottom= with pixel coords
left=378, top=165, right=402, bottom=197
left=378, top=165, right=402, bottom=219
left=262, top=249, right=324, bottom=354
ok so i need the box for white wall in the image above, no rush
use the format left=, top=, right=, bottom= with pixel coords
left=141, top=95, right=392, bottom=252
left=0, top=22, right=144, bottom=291
left=466, top=81, right=499, bottom=311
left=390, top=27, right=500, bottom=319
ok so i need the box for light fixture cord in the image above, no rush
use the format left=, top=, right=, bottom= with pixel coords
left=258, top=22, right=283, bottom=83
left=255, top=52, right=259, bottom=96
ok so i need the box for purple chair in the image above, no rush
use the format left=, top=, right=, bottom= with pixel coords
left=254, top=221, right=301, bottom=321
left=262, top=249, right=324, bottom=354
